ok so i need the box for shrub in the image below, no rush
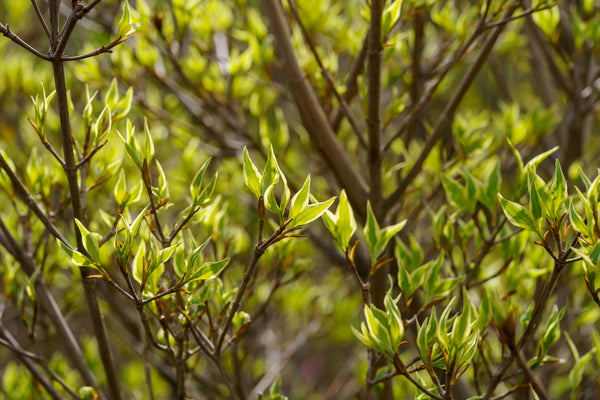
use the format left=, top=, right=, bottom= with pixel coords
left=1, top=1, right=600, bottom=399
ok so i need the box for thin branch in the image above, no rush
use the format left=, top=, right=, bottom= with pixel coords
left=483, top=4, right=556, bottom=30
left=330, top=33, right=369, bottom=133
left=52, top=51, right=123, bottom=400
left=0, top=24, right=52, bottom=60
left=0, top=153, right=71, bottom=248
left=288, top=0, right=367, bottom=148
left=262, top=0, right=369, bottom=220
left=0, top=324, right=68, bottom=400
left=0, top=217, right=98, bottom=388
left=366, top=0, right=385, bottom=215
left=63, top=44, right=113, bottom=61
left=30, top=0, right=51, bottom=39
left=512, top=345, right=551, bottom=400
left=216, top=219, right=292, bottom=353
left=384, top=4, right=518, bottom=212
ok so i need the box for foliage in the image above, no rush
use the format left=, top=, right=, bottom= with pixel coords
left=1, top=0, right=600, bottom=399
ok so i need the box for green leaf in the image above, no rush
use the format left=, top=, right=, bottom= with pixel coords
left=532, top=4, right=560, bottom=39
left=190, top=159, right=211, bottom=201
left=75, top=219, right=101, bottom=263
left=322, top=190, right=357, bottom=251
left=58, top=239, right=97, bottom=269
left=569, top=200, right=587, bottom=236
left=261, top=146, right=279, bottom=195
left=289, top=175, right=310, bottom=219
left=363, top=202, right=406, bottom=263
left=364, top=202, right=381, bottom=262
left=442, top=174, right=469, bottom=212
left=114, top=87, right=133, bottom=118
left=143, top=118, right=155, bottom=162
left=114, top=169, right=128, bottom=206
left=498, top=193, right=541, bottom=238
left=185, top=258, right=230, bottom=284
left=242, top=147, right=262, bottom=198
left=289, top=196, right=335, bottom=228
left=131, top=241, right=146, bottom=284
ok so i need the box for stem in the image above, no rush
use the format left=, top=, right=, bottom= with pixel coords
left=512, top=345, right=551, bottom=400
left=288, top=0, right=367, bottom=148
left=384, top=4, right=517, bottom=212
left=366, top=0, right=384, bottom=215
left=0, top=23, right=52, bottom=60
left=262, top=0, right=369, bottom=219
left=52, top=52, right=123, bottom=400
left=216, top=220, right=291, bottom=353
left=0, top=324, right=68, bottom=400
left=0, top=217, right=98, bottom=388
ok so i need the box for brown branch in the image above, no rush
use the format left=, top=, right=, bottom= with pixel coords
left=52, top=42, right=123, bottom=399
left=0, top=153, right=71, bottom=248
left=63, top=44, right=113, bottom=61
left=30, top=0, right=51, bottom=40
left=330, top=33, right=369, bottom=133
left=0, top=23, right=52, bottom=60
left=512, top=345, right=551, bottom=400
left=0, top=324, right=69, bottom=400
left=384, top=4, right=518, bottom=212
left=262, top=0, right=369, bottom=220
left=0, top=216, right=98, bottom=388
left=288, top=0, right=367, bottom=148
left=366, top=0, right=384, bottom=216
left=216, top=219, right=292, bottom=353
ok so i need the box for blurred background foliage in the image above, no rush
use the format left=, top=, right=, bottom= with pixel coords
left=1, top=0, right=600, bottom=398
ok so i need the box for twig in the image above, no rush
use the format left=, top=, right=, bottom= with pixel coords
left=0, top=324, right=70, bottom=400
left=384, top=4, right=518, bottom=212
left=51, top=19, right=123, bottom=396
left=30, top=0, right=51, bottom=40
left=0, top=217, right=98, bottom=388
left=366, top=0, right=384, bottom=216
left=262, top=0, right=369, bottom=220
left=0, top=23, right=52, bottom=60
left=63, top=44, right=114, bottom=61
left=0, top=153, right=71, bottom=248
left=216, top=219, right=293, bottom=353
left=512, top=345, right=551, bottom=400
left=288, top=0, right=367, bottom=148
left=330, top=33, right=369, bottom=133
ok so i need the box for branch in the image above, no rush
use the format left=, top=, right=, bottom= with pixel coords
left=262, top=0, right=369, bottom=220
left=0, top=153, right=71, bottom=248
left=63, top=44, right=113, bottom=61
left=216, top=219, right=292, bottom=353
left=0, top=23, right=52, bottom=60
left=366, top=0, right=385, bottom=215
left=288, top=0, right=367, bottom=148
left=384, top=4, right=518, bottom=212
left=0, top=324, right=68, bottom=400
left=52, top=54, right=123, bottom=400
left=512, top=345, right=551, bottom=400
left=330, top=33, right=369, bottom=133
left=0, top=217, right=98, bottom=388
left=30, top=0, right=51, bottom=40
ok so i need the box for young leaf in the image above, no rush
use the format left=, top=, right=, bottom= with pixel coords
left=242, top=147, right=262, bottom=199
left=289, top=197, right=335, bottom=228
left=184, top=258, right=230, bottom=284
left=498, top=193, right=541, bottom=238
left=143, top=118, right=155, bottom=162
left=289, top=175, right=310, bottom=219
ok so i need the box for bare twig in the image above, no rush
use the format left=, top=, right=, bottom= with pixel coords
left=0, top=23, right=52, bottom=60
left=384, top=4, right=518, bottom=212
left=30, top=0, right=51, bottom=39
left=288, top=0, right=367, bottom=148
